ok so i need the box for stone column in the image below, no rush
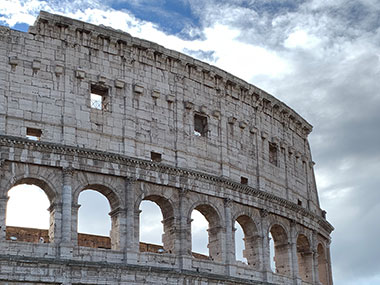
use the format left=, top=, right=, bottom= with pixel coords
left=59, top=167, right=74, bottom=257
left=124, top=177, right=137, bottom=262
left=311, top=231, right=320, bottom=284
left=224, top=198, right=234, bottom=275
left=47, top=202, right=62, bottom=244
left=260, top=209, right=272, bottom=282
left=0, top=196, right=9, bottom=241
left=326, top=240, right=333, bottom=285
left=290, top=220, right=301, bottom=284
left=178, top=188, right=192, bottom=270
left=109, top=206, right=127, bottom=251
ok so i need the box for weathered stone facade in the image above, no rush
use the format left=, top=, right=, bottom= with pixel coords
left=0, top=11, right=333, bottom=285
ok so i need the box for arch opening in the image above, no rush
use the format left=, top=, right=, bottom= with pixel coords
left=191, top=209, right=209, bottom=258
left=6, top=183, right=52, bottom=244
left=76, top=185, right=121, bottom=250
left=191, top=204, right=222, bottom=262
left=235, top=215, right=261, bottom=268
left=269, top=232, right=276, bottom=272
left=234, top=221, right=246, bottom=264
left=77, top=189, right=112, bottom=249
left=139, top=195, right=175, bottom=254
left=318, top=243, right=328, bottom=285
left=269, top=224, right=291, bottom=276
left=296, top=234, right=313, bottom=282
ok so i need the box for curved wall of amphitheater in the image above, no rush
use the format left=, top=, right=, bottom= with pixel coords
left=0, top=11, right=333, bottom=285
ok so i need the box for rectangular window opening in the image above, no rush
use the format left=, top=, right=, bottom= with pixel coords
left=26, top=128, right=42, bottom=141
left=269, top=143, right=278, bottom=166
left=151, top=151, right=162, bottom=162
left=194, top=114, right=208, bottom=137
left=240, top=176, right=248, bottom=185
left=91, top=85, right=109, bottom=110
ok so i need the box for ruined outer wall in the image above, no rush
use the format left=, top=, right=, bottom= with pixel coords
left=0, top=11, right=333, bottom=285
left=0, top=11, right=318, bottom=210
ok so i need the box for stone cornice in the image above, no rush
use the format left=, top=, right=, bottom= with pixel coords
left=0, top=134, right=334, bottom=234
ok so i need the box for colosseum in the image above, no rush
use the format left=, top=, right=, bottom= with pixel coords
left=0, top=11, right=333, bottom=285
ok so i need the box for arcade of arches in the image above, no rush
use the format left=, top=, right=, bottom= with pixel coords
left=1, top=174, right=331, bottom=284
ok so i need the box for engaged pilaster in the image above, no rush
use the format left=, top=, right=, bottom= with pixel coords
left=59, top=167, right=74, bottom=257
left=0, top=196, right=9, bottom=241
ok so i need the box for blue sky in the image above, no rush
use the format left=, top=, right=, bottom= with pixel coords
left=1, top=1, right=380, bottom=284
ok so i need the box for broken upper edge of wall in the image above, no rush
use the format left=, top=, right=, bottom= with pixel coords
left=27, top=10, right=313, bottom=137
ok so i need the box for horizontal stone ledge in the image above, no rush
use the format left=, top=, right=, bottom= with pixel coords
left=0, top=134, right=333, bottom=234
left=0, top=254, right=274, bottom=285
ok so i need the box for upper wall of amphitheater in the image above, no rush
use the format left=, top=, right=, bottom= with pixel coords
left=0, top=11, right=321, bottom=214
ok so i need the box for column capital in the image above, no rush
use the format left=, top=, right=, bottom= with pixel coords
left=259, top=208, right=269, bottom=218
left=179, top=188, right=189, bottom=197
left=0, top=159, right=6, bottom=168
left=125, top=176, right=137, bottom=183
left=224, top=197, right=233, bottom=207
left=62, top=166, right=74, bottom=176
left=109, top=207, right=126, bottom=217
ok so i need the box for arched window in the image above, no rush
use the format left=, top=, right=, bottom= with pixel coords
left=234, top=221, right=246, bottom=264
left=318, top=243, right=328, bottom=285
left=191, top=209, right=209, bottom=257
left=6, top=183, right=51, bottom=243
left=296, top=234, right=313, bottom=282
left=75, top=185, right=121, bottom=250
left=269, top=224, right=291, bottom=276
left=191, top=204, right=222, bottom=262
left=139, top=195, right=175, bottom=254
left=269, top=232, right=276, bottom=272
left=77, top=190, right=111, bottom=249
left=235, top=215, right=261, bottom=267
left=139, top=200, right=163, bottom=252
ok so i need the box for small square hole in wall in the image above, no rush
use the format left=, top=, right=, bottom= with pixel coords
left=241, top=176, right=248, bottom=185
left=26, top=128, right=42, bottom=141
left=298, top=199, right=302, bottom=206
left=151, top=151, right=162, bottom=162
left=194, top=114, right=208, bottom=137
left=91, top=85, right=109, bottom=110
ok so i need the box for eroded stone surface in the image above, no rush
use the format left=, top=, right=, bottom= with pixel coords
left=0, top=11, right=333, bottom=285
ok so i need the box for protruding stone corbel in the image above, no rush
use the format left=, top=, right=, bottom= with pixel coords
left=75, top=69, right=85, bottom=79
left=200, top=105, right=207, bottom=114
left=114, top=79, right=125, bottom=89
left=239, top=121, right=247, bottom=129
left=212, top=110, right=221, bottom=119
left=184, top=101, right=194, bottom=110
left=249, top=126, right=258, bottom=134
left=166, top=94, right=175, bottom=103
left=133, top=84, right=144, bottom=94
left=151, top=89, right=160, bottom=99
left=9, top=56, right=19, bottom=67
left=98, top=75, right=107, bottom=84
left=261, top=131, right=268, bottom=140
left=55, top=65, right=64, bottom=76
left=271, top=136, right=279, bottom=144
left=228, top=116, right=237, bottom=124
left=32, top=60, right=41, bottom=71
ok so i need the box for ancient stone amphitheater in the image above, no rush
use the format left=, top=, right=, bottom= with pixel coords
left=0, top=11, right=333, bottom=285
